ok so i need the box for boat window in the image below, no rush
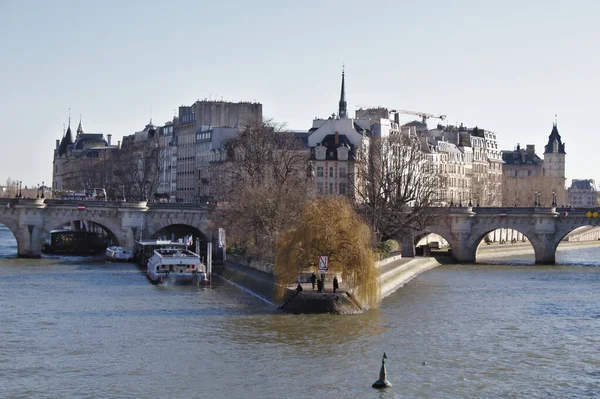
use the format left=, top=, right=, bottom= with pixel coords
left=156, top=266, right=159, bottom=271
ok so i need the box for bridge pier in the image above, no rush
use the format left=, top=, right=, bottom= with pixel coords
left=449, top=240, right=476, bottom=263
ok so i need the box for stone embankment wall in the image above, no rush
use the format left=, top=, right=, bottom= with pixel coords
left=379, top=258, right=440, bottom=299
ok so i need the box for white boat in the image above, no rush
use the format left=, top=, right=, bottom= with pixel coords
left=105, top=246, right=134, bottom=262
left=146, top=248, right=209, bottom=285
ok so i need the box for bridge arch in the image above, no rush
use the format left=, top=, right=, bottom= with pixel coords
left=42, top=214, right=123, bottom=247
left=469, top=227, right=535, bottom=263
left=0, top=221, right=23, bottom=257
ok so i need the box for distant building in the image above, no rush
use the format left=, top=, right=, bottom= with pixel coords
left=156, top=121, right=176, bottom=202
left=52, top=117, right=118, bottom=192
left=501, top=122, right=567, bottom=206
left=542, top=121, right=567, bottom=203
left=175, top=100, right=262, bottom=202
left=567, top=179, right=598, bottom=208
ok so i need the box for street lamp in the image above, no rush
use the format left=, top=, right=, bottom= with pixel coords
left=41, top=181, right=45, bottom=199
left=18, top=181, right=22, bottom=198
left=552, top=190, right=557, bottom=207
left=36, top=183, right=40, bottom=199
left=534, top=190, right=539, bottom=207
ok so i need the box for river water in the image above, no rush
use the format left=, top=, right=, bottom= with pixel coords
left=0, top=225, right=599, bottom=398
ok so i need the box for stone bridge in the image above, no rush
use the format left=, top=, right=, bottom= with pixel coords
left=0, top=198, right=212, bottom=257
left=420, top=206, right=600, bottom=264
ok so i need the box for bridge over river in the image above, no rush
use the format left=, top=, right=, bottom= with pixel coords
left=0, top=198, right=597, bottom=263
left=0, top=198, right=211, bottom=257
left=421, top=205, right=600, bottom=264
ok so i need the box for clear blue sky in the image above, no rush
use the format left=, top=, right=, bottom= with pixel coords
left=1, top=0, right=599, bottom=189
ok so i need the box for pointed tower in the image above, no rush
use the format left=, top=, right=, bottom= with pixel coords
left=543, top=118, right=566, bottom=205
left=77, top=115, right=84, bottom=137
left=58, top=117, right=74, bottom=156
left=543, top=119, right=566, bottom=178
left=338, top=67, right=347, bottom=119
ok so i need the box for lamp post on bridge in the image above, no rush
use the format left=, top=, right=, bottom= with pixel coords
left=552, top=190, right=557, bottom=207
left=534, top=190, right=540, bottom=207
left=17, top=181, right=22, bottom=198
left=41, top=181, right=45, bottom=199
left=36, top=184, right=40, bottom=199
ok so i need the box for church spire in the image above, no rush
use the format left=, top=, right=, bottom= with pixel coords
left=77, top=113, right=84, bottom=136
left=338, top=66, right=347, bottom=119
left=544, top=116, right=565, bottom=154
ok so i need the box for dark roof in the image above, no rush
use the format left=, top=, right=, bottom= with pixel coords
left=569, top=179, right=595, bottom=190
left=501, top=149, right=543, bottom=165
left=312, top=134, right=355, bottom=161
left=458, top=132, right=471, bottom=147
left=58, top=125, right=74, bottom=156
left=544, top=124, right=566, bottom=154
left=72, top=134, right=107, bottom=150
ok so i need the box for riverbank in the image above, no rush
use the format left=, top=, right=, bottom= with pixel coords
left=214, top=240, right=600, bottom=314
left=476, top=239, right=600, bottom=260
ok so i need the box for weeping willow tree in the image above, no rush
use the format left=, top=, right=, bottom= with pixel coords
left=274, top=197, right=380, bottom=308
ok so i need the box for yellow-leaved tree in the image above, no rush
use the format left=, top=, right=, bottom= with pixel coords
left=274, top=197, right=380, bottom=308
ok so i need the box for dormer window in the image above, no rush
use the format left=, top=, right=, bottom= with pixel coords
left=337, top=146, right=349, bottom=161
left=315, top=145, right=326, bottom=160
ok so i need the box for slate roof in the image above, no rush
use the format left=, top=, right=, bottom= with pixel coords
left=72, top=134, right=108, bottom=150
left=501, top=149, right=543, bottom=165
left=544, top=124, right=566, bottom=154
left=569, top=179, right=595, bottom=191
left=311, top=134, right=355, bottom=161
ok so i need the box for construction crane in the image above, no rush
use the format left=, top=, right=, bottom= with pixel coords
left=392, top=109, right=447, bottom=124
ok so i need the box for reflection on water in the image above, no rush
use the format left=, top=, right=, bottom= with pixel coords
left=0, top=224, right=599, bottom=398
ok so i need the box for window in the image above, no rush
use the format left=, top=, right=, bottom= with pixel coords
left=317, top=167, right=324, bottom=178
left=514, top=171, right=518, bottom=177
left=329, top=167, right=334, bottom=178
left=339, top=167, right=346, bottom=178
left=329, top=183, right=334, bottom=194
left=316, top=149, right=326, bottom=160
left=528, top=171, right=532, bottom=176
left=339, top=183, right=347, bottom=195
left=317, top=182, right=324, bottom=194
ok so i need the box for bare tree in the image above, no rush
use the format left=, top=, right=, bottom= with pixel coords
left=113, top=132, right=160, bottom=201
left=3, top=178, right=16, bottom=198
left=210, top=118, right=313, bottom=258
left=354, top=133, right=439, bottom=243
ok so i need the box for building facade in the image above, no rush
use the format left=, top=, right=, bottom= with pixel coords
left=174, top=100, right=262, bottom=202
left=501, top=122, right=567, bottom=206
left=52, top=118, right=118, bottom=193
left=567, top=179, right=598, bottom=208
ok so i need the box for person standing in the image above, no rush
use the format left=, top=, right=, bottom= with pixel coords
left=333, top=276, right=339, bottom=293
left=310, top=272, right=317, bottom=290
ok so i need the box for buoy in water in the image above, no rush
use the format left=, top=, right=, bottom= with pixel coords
left=372, top=352, right=393, bottom=389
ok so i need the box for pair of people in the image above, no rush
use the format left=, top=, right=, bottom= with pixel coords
left=310, top=273, right=339, bottom=293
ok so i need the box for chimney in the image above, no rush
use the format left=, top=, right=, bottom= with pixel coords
left=117, top=140, right=121, bottom=149
left=107, top=134, right=112, bottom=146
left=56, top=140, right=60, bottom=150
left=526, top=144, right=535, bottom=157
left=335, top=131, right=339, bottom=145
